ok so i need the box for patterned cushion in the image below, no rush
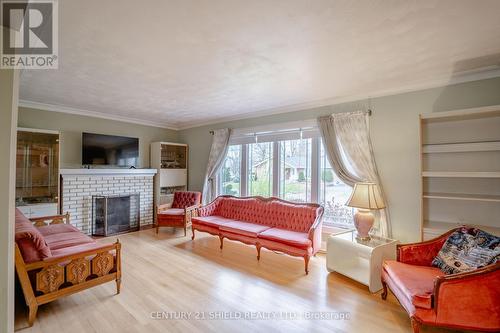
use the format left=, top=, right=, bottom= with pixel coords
left=432, top=227, right=500, bottom=274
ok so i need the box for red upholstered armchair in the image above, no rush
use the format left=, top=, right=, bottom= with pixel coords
left=156, top=191, right=201, bottom=236
left=381, top=228, right=500, bottom=333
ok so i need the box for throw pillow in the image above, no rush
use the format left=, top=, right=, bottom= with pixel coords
left=432, top=227, right=500, bottom=274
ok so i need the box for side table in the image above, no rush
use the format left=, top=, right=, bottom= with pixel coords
left=326, top=229, right=397, bottom=293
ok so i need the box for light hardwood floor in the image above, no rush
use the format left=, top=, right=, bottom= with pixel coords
left=15, top=229, right=461, bottom=333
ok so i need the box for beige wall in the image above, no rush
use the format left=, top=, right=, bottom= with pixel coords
left=0, top=67, right=20, bottom=333
left=18, top=108, right=179, bottom=168
left=178, top=77, right=500, bottom=243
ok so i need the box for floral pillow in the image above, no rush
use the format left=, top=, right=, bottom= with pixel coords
left=432, top=227, right=500, bottom=274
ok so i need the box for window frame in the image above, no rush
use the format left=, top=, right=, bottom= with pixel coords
left=216, top=121, right=353, bottom=228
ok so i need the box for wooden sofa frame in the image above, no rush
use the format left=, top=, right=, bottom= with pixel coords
left=15, top=213, right=122, bottom=326
left=191, top=195, right=324, bottom=274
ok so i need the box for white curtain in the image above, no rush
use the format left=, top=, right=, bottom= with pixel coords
left=317, top=111, right=391, bottom=237
left=202, top=128, right=232, bottom=204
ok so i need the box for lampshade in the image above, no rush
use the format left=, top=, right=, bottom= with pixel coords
left=346, top=182, right=386, bottom=210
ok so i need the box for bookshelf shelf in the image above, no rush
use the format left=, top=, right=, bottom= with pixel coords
left=420, top=106, right=500, bottom=240
left=422, top=171, right=500, bottom=178
left=422, top=141, right=500, bottom=153
left=423, top=192, right=500, bottom=203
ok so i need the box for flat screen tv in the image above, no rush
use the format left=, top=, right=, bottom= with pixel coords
left=82, top=132, right=139, bottom=167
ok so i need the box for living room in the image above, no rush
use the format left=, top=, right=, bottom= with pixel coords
left=1, top=1, right=499, bottom=333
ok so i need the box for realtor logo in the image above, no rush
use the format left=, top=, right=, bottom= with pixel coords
left=1, top=0, right=58, bottom=69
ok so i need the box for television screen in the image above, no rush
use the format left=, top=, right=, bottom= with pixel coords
left=82, top=132, right=139, bottom=167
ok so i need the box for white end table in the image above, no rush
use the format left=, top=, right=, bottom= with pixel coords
left=326, top=229, right=397, bottom=293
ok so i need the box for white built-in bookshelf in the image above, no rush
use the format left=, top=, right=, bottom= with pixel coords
left=420, top=105, right=500, bottom=240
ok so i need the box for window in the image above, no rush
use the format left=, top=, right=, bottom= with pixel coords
left=319, top=143, right=354, bottom=227
left=218, top=145, right=241, bottom=196
left=248, top=142, right=273, bottom=196
left=279, top=139, right=312, bottom=202
left=216, top=123, right=354, bottom=228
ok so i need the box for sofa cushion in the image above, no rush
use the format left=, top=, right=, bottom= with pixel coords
left=383, top=260, right=444, bottom=309
left=44, top=231, right=95, bottom=251
left=159, top=208, right=184, bottom=216
left=432, top=227, right=500, bottom=274
left=219, top=221, right=271, bottom=238
left=192, top=215, right=234, bottom=228
left=15, top=208, right=52, bottom=262
left=50, top=242, right=112, bottom=259
left=157, top=208, right=185, bottom=225
left=37, top=223, right=81, bottom=236
left=257, top=228, right=312, bottom=249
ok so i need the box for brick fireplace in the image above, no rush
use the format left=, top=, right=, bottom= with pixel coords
left=60, top=169, right=157, bottom=234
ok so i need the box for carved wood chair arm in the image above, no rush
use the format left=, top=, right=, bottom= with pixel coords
left=30, top=212, right=70, bottom=227
left=185, top=204, right=201, bottom=214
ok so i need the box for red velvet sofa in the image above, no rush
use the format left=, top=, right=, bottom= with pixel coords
left=15, top=208, right=121, bottom=326
left=381, top=228, right=500, bottom=333
left=191, top=195, right=324, bottom=274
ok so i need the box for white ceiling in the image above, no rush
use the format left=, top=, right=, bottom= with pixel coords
left=20, top=0, right=500, bottom=130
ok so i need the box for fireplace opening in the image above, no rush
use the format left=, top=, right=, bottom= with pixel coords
left=92, top=194, right=140, bottom=236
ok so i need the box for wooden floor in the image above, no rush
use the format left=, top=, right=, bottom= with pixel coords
left=15, top=229, right=462, bottom=333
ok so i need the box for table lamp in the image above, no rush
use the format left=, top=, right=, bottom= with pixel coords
left=346, top=182, right=386, bottom=240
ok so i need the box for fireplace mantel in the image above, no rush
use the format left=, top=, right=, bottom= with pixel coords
left=60, top=168, right=157, bottom=176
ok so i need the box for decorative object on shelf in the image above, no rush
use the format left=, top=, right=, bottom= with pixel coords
left=346, top=182, right=386, bottom=240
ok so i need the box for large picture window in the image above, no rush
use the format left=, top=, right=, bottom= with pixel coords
left=319, top=143, right=354, bottom=227
left=216, top=124, right=353, bottom=228
left=248, top=142, right=273, bottom=197
left=218, top=145, right=241, bottom=196
left=279, top=139, right=312, bottom=202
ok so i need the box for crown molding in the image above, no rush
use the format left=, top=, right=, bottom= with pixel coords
left=19, top=67, right=500, bottom=132
left=18, top=100, right=179, bottom=130
left=176, top=68, right=500, bottom=130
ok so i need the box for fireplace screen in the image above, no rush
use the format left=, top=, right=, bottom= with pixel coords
left=92, top=194, right=140, bottom=236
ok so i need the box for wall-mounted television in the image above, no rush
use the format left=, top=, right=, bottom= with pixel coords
left=82, top=132, right=139, bottom=167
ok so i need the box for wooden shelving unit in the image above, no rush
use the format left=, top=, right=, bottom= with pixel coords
left=419, top=105, right=500, bottom=240
left=150, top=142, right=188, bottom=216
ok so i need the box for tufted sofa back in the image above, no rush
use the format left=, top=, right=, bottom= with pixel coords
left=208, top=196, right=322, bottom=233
left=267, top=200, right=322, bottom=232
left=172, top=191, right=202, bottom=209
